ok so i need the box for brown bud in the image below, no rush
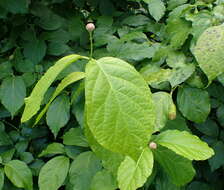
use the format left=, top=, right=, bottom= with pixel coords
left=86, top=23, right=95, bottom=32
left=149, top=142, right=157, bottom=150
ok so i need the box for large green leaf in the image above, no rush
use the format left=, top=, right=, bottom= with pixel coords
left=154, top=146, right=195, bottom=186
left=38, top=156, right=70, bottom=190
left=143, top=0, right=166, bottom=21
left=85, top=57, right=155, bottom=160
left=69, top=151, right=102, bottom=190
left=194, top=25, right=224, bottom=83
left=35, top=72, right=85, bottom=125
left=0, top=76, right=26, bottom=116
left=117, top=148, right=154, bottom=190
left=0, top=168, right=4, bottom=190
left=152, top=92, right=175, bottom=132
left=46, top=95, right=70, bottom=137
left=4, top=160, right=33, bottom=190
left=21, top=54, right=85, bottom=123
left=177, top=86, right=210, bottom=123
left=154, top=130, right=214, bottom=160
left=90, top=170, right=117, bottom=190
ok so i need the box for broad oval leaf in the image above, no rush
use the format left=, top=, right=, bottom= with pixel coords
left=21, top=54, right=85, bottom=122
left=154, top=146, right=195, bottom=186
left=38, top=156, right=70, bottom=190
left=0, top=76, right=26, bottom=116
left=38, top=143, right=65, bottom=157
left=154, top=130, right=214, bottom=160
left=46, top=95, right=70, bottom=137
left=194, top=25, right=224, bottom=83
left=34, top=71, right=85, bottom=125
left=69, top=151, right=102, bottom=190
left=4, top=160, right=33, bottom=190
left=177, top=86, right=210, bottom=123
left=144, top=0, right=165, bottom=22
left=117, top=148, right=154, bottom=190
left=85, top=57, right=155, bottom=160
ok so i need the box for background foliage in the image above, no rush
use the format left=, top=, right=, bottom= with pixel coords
left=0, top=0, right=224, bottom=189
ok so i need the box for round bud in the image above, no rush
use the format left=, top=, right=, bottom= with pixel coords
left=149, top=142, right=157, bottom=150
left=86, top=23, right=95, bottom=32
left=168, top=103, right=176, bottom=120
left=168, top=112, right=176, bottom=120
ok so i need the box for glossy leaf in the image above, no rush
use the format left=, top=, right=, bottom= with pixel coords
left=4, top=160, right=33, bottom=190
left=38, top=143, right=65, bottom=157
left=85, top=57, right=155, bottom=160
left=21, top=54, right=85, bottom=123
left=154, top=130, right=214, bottom=160
left=117, top=148, right=154, bottom=190
left=38, top=156, right=70, bottom=190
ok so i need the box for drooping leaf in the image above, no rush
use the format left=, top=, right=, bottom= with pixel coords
left=85, top=57, right=155, bottom=160
left=0, top=76, right=26, bottom=116
left=63, top=127, right=88, bottom=147
left=144, top=0, right=166, bottom=21
left=154, top=130, right=214, bottom=160
left=152, top=92, right=175, bottom=132
left=4, top=160, right=33, bottom=190
left=154, top=146, right=195, bottom=186
left=38, top=143, right=65, bottom=157
left=208, top=141, right=224, bottom=171
left=21, top=54, right=85, bottom=123
left=194, top=25, right=224, bottom=83
left=90, top=170, right=117, bottom=190
left=69, top=151, right=102, bottom=190
left=177, top=86, right=210, bottom=123
left=46, top=95, right=70, bottom=137
left=38, top=156, right=70, bottom=190
left=117, top=148, right=154, bottom=190
left=34, top=71, right=85, bottom=125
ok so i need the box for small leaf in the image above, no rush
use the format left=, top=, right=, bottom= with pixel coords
left=194, top=25, right=224, bottom=83
left=38, top=156, right=70, bottom=190
left=69, top=151, right=102, bottom=190
left=38, top=143, right=65, bottom=157
left=4, top=160, right=33, bottom=190
left=85, top=57, right=155, bottom=160
left=0, top=76, right=26, bottom=116
left=152, top=92, right=175, bottom=132
left=154, top=146, right=195, bottom=186
left=46, top=95, right=70, bottom=137
left=63, top=127, right=88, bottom=147
left=154, top=130, right=214, bottom=160
left=117, top=148, right=154, bottom=190
left=90, top=170, right=117, bottom=190
left=144, top=0, right=166, bottom=21
left=21, top=54, right=84, bottom=123
left=177, top=86, right=210, bottom=123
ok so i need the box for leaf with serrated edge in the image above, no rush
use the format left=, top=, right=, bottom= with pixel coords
left=85, top=57, right=155, bottom=160
left=21, top=54, right=86, bottom=123
left=154, top=130, right=214, bottom=160
left=117, top=148, right=154, bottom=190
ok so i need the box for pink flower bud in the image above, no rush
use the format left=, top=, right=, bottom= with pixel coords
left=86, top=23, right=95, bottom=32
left=149, top=142, right=157, bottom=150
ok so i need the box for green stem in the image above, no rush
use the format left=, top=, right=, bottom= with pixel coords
left=89, top=31, right=93, bottom=58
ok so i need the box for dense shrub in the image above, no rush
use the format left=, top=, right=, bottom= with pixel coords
left=0, top=0, right=224, bottom=190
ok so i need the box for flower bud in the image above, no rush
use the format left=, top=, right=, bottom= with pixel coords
left=149, top=142, right=157, bottom=150
left=168, top=103, right=176, bottom=120
left=86, top=23, right=95, bottom=32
